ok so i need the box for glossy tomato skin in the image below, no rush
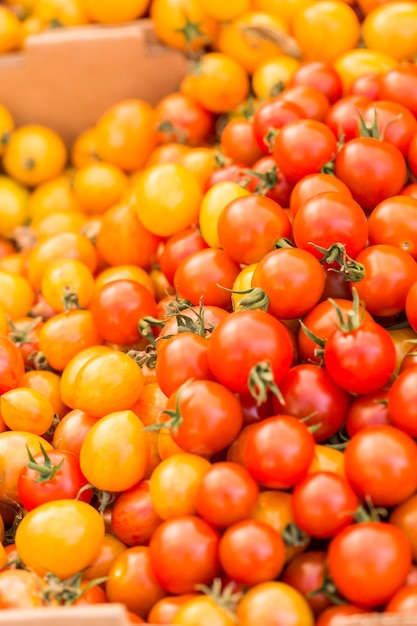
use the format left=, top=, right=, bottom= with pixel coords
left=236, top=581, right=314, bottom=626
left=292, top=472, right=357, bottom=539
left=244, top=415, right=315, bottom=489
left=325, top=95, right=371, bottom=142
left=324, top=320, right=397, bottom=394
left=390, top=494, right=417, bottom=562
left=380, top=64, right=417, bottom=117
left=293, top=191, right=368, bottom=260
left=368, top=196, right=417, bottom=260
left=217, top=194, right=291, bottom=265
left=409, top=133, right=417, bottom=178
left=163, top=380, right=243, bottom=457
left=327, top=522, right=412, bottom=608
left=316, top=605, right=368, bottom=626
left=159, top=227, right=208, bottom=286
left=0, top=335, right=25, bottom=395
left=282, top=551, right=332, bottom=617
left=149, top=515, right=220, bottom=594
left=386, top=584, right=417, bottom=614
left=252, top=248, right=325, bottom=319
left=289, top=173, right=352, bottom=218
left=362, top=100, right=417, bottom=157
left=406, top=280, right=417, bottom=331
left=273, top=364, right=350, bottom=442
left=350, top=72, right=382, bottom=100
left=90, top=279, right=157, bottom=345
left=388, top=366, right=417, bottom=437
left=273, top=119, right=337, bottom=183
left=220, top=117, right=263, bottom=166
left=280, top=86, right=330, bottom=121
left=354, top=244, right=417, bottom=317
left=207, top=310, right=293, bottom=397
left=345, top=389, right=391, bottom=436
left=18, top=449, right=92, bottom=511
left=253, top=98, right=305, bottom=153
left=334, top=137, right=408, bottom=213
left=219, top=519, right=286, bottom=586
left=111, top=481, right=162, bottom=547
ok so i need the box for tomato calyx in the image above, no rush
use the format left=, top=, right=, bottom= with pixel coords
left=307, top=573, right=345, bottom=606
left=175, top=19, right=208, bottom=60
left=24, top=158, right=36, bottom=171
left=231, top=96, right=257, bottom=122
left=127, top=346, right=157, bottom=370
left=282, top=522, right=309, bottom=550
left=42, top=571, right=108, bottom=606
left=356, top=108, right=402, bottom=143
left=8, top=316, right=42, bottom=347
left=27, top=350, right=52, bottom=371
left=354, top=498, right=388, bottom=524
left=248, top=361, right=284, bottom=406
left=62, top=285, right=83, bottom=313
left=196, top=577, right=243, bottom=618
left=156, top=120, right=188, bottom=145
left=220, top=286, right=269, bottom=313
left=299, top=321, right=326, bottom=363
left=2, top=499, right=25, bottom=546
left=328, top=288, right=365, bottom=334
left=0, top=131, right=11, bottom=149
left=25, top=444, right=64, bottom=484
left=76, top=484, right=115, bottom=514
left=138, top=316, right=165, bottom=348
left=241, top=166, right=280, bottom=195
left=145, top=381, right=190, bottom=434
left=313, top=243, right=365, bottom=283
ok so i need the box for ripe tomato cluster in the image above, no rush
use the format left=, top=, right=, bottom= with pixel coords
left=1, top=0, right=417, bottom=625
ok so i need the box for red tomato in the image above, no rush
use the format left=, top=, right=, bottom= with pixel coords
left=280, top=85, right=330, bottom=121
left=273, top=119, right=337, bottom=183
left=17, top=448, right=92, bottom=511
left=250, top=156, right=294, bottom=207
left=388, top=366, right=417, bottom=437
left=368, top=196, right=417, bottom=259
left=324, top=318, right=396, bottom=394
left=289, top=173, right=352, bottom=218
left=345, top=425, right=417, bottom=507
left=292, top=191, right=368, bottom=260
left=282, top=551, right=332, bottom=617
left=291, top=62, right=343, bottom=104
left=90, top=279, right=157, bottom=345
left=380, top=64, right=417, bottom=117
left=350, top=73, right=382, bottom=99
left=149, top=516, right=220, bottom=594
left=0, top=335, right=25, bottom=395
left=161, top=379, right=243, bottom=457
left=244, top=415, right=315, bottom=489
left=207, top=310, right=293, bottom=403
left=355, top=244, right=417, bottom=317
left=316, top=605, right=368, bottom=626
left=155, top=332, right=214, bottom=397
left=402, top=183, right=417, bottom=200
left=174, top=248, right=240, bottom=310
left=327, top=522, right=412, bottom=608
left=219, top=519, right=286, bottom=586
left=195, top=462, right=259, bottom=529
left=361, top=100, right=417, bottom=157
left=345, top=389, right=391, bottom=436
left=409, top=132, right=417, bottom=177
left=325, top=95, right=371, bottom=142
left=406, top=279, right=417, bottom=332
left=273, top=364, right=350, bottom=442
left=159, top=228, right=208, bottom=286
left=204, top=162, right=248, bottom=191
left=155, top=92, right=214, bottom=146
left=334, top=137, right=408, bottom=213
left=252, top=98, right=305, bottom=153
left=111, top=481, right=163, bottom=547
left=217, top=195, right=291, bottom=265
left=252, top=247, right=325, bottom=319
left=387, top=584, right=417, bottom=614
left=220, top=117, right=263, bottom=166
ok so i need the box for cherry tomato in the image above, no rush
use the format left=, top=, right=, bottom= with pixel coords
left=280, top=86, right=330, bottom=121
left=362, top=100, right=417, bottom=157
left=252, top=98, right=305, bottom=153
left=0, top=335, right=25, bottom=395
left=282, top=551, right=332, bottom=617
left=220, top=117, right=263, bottom=166
left=291, top=61, right=343, bottom=104
left=390, top=494, right=417, bottom=561
left=289, top=173, right=352, bottom=217
left=111, top=480, right=162, bottom=547
left=159, top=227, right=208, bottom=285
left=388, top=366, right=417, bottom=437
left=345, top=389, right=391, bottom=436
left=236, top=582, right=314, bottom=626
left=368, top=196, right=417, bottom=259
left=380, top=64, right=417, bottom=117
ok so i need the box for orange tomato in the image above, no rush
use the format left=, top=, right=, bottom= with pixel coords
left=148, top=594, right=200, bottom=624
left=94, top=265, right=155, bottom=299
left=84, top=534, right=127, bottom=580
left=20, top=369, right=68, bottom=418
left=32, top=211, right=87, bottom=240
left=33, top=0, right=90, bottom=25
left=95, top=99, right=157, bottom=172
left=52, top=409, right=98, bottom=455
left=71, top=127, right=100, bottom=169
left=0, top=253, right=26, bottom=276
left=0, top=271, right=34, bottom=320
left=157, top=429, right=185, bottom=459
left=131, top=383, right=168, bottom=427
left=73, top=163, right=129, bottom=214
left=27, top=176, right=81, bottom=221
left=0, top=104, right=14, bottom=157
left=145, top=143, right=191, bottom=168
left=3, top=125, right=67, bottom=187
left=252, top=0, right=313, bottom=27
left=0, top=7, right=23, bottom=54
left=181, top=148, right=216, bottom=189
left=83, top=0, right=149, bottom=22
left=0, top=387, right=55, bottom=435
left=334, top=48, right=398, bottom=93
left=59, top=345, right=112, bottom=408
left=0, top=176, right=29, bottom=238
left=308, top=444, right=346, bottom=476
left=150, top=0, right=218, bottom=52
left=362, top=1, right=417, bottom=62
left=41, top=259, right=95, bottom=313
left=252, top=55, right=301, bottom=98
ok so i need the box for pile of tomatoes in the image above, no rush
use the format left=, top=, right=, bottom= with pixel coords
left=2, top=0, right=417, bottom=625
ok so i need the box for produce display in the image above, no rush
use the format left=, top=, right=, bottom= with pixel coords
left=1, top=0, right=417, bottom=624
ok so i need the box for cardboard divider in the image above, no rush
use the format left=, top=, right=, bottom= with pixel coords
left=334, top=614, right=417, bottom=626
left=0, top=603, right=131, bottom=625
left=0, top=19, right=188, bottom=145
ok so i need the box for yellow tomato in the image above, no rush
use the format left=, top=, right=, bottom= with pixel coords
left=33, top=0, right=90, bottom=25
left=216, top=11, right=289, bottom=74
left=83, top=0, right=149, bottom=22
left=0, top=253, right=27, bottom=276
left=0, top=431, right=53, bottom=504
left=21, top=369, right=68, bottom=418
left=32, top=210, right=87, bottom=240
left=0, top=104, right=14, bottom=157
left=27, top=176, right=81, bottom=221
left=73, top=162, right=129, bottom=214
left=232, top=263, right=258, bottom=310
left=201, top=0, right=250, bottom=21
left=252, top=0, right=314, bottom=28
left=149, top=454, right=211, bottom=520
left=362, top=1, right=417, bottom=62
left=236, top=583, right=314, bottom=626
left=41, top=258, right=95, bottom=313
left=134, top=163, right=202, bottom=237
left=80, top=410, right=150, bottom=491
left=59, top=346, right=112, bottom=409
left=199, top=181, right=250, bottom=248
left=71, top=351, right=144, bottom=417
left=0, top=176, right=29, bottom=237
left=181, top=148, right=216, bottom=189
left=0, top=306, right=8, bottom=335
left=293, top=0, right=360, bottom=64
left=1, top=388, right=55, bottom=435
left=84, top=534, right=127, bottom=580
left=334, top=48, right=398, bottom=93
left=15, top=500, right=105, bottom=579
left=0, top=6, right=23, bottom=53
left=3, top=125, right=67, bottom=188
left=70, top=127, right=100, bottom=169
left=308, top=444, right=345, bottom=476
left=252, top=55, right=300, bottom=98
left=150, top=0, right=218, bottom=52
left=0, top=271, right=34, bottom=320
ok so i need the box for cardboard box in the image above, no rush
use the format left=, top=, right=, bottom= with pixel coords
left=339, top=615, right=417, bottom=626
left=0, top=19, right=188, bottom=145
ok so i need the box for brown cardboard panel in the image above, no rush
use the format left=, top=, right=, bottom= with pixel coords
left=0, top=20, right=188, bottom=145
left=0, top=603, right=131, bottom=625
left=338, top=615, right=417, bottom=626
